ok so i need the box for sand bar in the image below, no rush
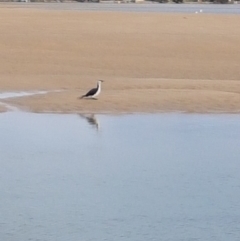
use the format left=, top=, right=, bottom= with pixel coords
left=0, top=105, right=7, bottom=112
left=1, top=7, right=240, bottom=113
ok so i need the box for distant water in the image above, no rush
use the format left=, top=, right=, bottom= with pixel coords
left=0, top=112, right=240, bottom=241
left=4, top=3, right=240, bottom=15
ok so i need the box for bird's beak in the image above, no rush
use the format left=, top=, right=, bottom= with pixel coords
left=100, top=80, right=104, bottom=82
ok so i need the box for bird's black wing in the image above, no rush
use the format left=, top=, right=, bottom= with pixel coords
left=85, top=87, right=97, bottom=97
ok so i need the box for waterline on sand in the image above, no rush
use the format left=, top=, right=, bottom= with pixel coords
left=0, top=90, right=63, bottom=112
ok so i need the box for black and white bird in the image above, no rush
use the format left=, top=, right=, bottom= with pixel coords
left=80, top=80, right=104, bottom=99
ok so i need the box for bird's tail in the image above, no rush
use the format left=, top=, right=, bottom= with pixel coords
left=79, top=95, right=85, bottom=99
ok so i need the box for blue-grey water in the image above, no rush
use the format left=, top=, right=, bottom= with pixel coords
left=1, top=112, right=240, bottom=241
left=3, top=3, right=240, bottom=15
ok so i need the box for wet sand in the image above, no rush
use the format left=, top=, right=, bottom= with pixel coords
left=1, top=7, right=240, bottom=113
left=0, top=105, right=7, bottom=112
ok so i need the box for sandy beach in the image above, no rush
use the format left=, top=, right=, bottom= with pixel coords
left=0, top=6, right=240, bottom=113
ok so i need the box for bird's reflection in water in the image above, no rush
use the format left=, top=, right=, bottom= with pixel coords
left=79, top=114, right=100, bottom=131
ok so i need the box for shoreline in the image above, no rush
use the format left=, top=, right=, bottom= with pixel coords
left=2, top=77, right=240, bottom=114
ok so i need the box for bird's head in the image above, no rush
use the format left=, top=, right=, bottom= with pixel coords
left=97, top=80, right=104, bottom=86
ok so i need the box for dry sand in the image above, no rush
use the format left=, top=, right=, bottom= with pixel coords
left=0, top=7, right=240, bottom=113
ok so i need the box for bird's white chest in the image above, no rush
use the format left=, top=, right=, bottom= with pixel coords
left=93, top=85, right=101, bottom=97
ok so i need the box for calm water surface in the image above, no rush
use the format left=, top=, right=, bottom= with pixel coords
left=0, top=112, right=240, bottom=241
left=3, top=3, right=240, bottom=14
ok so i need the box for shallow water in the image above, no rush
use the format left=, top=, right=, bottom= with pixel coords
left=0, top=90, right=62, bottom=111
left=1, top=112, right=240, bottom=241
left=0, top=91, right=49, bottom=100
